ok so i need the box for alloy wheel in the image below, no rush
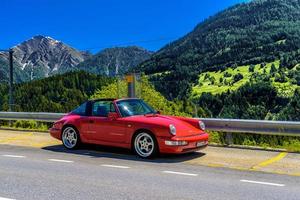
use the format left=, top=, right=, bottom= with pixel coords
left=134, top=132, right=156, bottom=158
left=62, top=127, right=78, bottom=149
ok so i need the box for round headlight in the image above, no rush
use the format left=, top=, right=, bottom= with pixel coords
left=199, top=121, right=205, bottom=130
left=169, top=124, right=176, bottom=135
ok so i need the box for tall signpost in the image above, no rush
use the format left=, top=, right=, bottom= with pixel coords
left=126, top=73, right=136, bottom=98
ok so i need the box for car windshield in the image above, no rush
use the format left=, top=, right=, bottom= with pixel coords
left=116, top=99, right=156, bottom=117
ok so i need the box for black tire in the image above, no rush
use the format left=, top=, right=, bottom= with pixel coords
left=133, top=131, right=158, bottom=158
left=61, top=126, right=81, bottom=149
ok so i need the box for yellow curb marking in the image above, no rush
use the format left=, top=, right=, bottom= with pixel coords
left=0, top=131, right=60, bottom=148
left=204, top=163, right=225, bottom=168
left=251, top=152, right=288, bottom=170
left=291, top=173, right=300, bottom=176
left=191, top=162, right=300, bottom=177
left=0, top=132, right=34, bottom=143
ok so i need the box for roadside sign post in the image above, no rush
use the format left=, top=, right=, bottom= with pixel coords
left=126, top=74, right=136, bottom=98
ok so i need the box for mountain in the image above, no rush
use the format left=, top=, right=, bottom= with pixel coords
left=137, top=0, right=300, bottom=99
left=74, top=46, right=153, bottom=76
left=0, top=36, right=152, bottom=82
left=0, top=35, right=90, bottom=82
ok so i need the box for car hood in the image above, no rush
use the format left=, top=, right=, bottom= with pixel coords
left=125, top=114, right=202, bottom=136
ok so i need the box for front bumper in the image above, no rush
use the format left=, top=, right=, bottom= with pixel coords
left=158, top=132, right=209, bottom=154
left=49, top=127, right=61, bottom=140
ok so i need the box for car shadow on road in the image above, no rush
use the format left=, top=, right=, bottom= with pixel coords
left=42, top=144, right=206, bottom=164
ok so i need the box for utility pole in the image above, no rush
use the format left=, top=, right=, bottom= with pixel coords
left=116, top=75, right=120, bottom=98
left=9, top=49, right=14, bottom=112
left=0, top=49, right=14, bottom=112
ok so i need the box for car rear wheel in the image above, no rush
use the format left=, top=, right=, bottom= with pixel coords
left=134, top=132, right=158, bottom=158
left=62, top=126, right=80, bottom=149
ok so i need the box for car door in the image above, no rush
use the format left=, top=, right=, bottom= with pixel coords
left=88, top=100, right=127, bottom=143
left=69, top=102, right=91, bottom=141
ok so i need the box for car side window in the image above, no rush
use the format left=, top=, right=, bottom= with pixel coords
left=92, top=101, right=116, bottom=117
left=72, top=102, right=87, bottom=116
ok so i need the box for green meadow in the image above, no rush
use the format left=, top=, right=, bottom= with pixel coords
left=192, top=60, right=299, bottom=97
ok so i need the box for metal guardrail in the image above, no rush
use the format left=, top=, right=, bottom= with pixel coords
left=0, top=112, right=300, bottom=137
left=199, top=118, right=300, bottom=137
left=0, top=112, right=65, bottom=122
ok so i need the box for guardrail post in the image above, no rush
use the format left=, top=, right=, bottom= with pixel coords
left=225, top=133, right=233, bottom=145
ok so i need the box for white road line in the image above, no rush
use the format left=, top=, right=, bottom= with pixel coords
left=2, top=155, right=25, bottom=158
left=240, top=179, right=285, bottom=187
left=163, top=170, right=198, bottom=177
left=48, top=159, right=74, bottom=163
left=101, top=164, right=130, bottom=169
left=0, top=196, right=16, bottom=200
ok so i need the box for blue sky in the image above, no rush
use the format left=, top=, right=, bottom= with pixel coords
left=1, top=0, right=245, bottom=53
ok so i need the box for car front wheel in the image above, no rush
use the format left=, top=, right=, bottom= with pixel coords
left=62, top=126, right=80, bottom=149
left=134, top=132, right=158, bottom=158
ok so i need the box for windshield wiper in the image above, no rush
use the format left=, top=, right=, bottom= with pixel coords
left=144, top=111, right=157, bottom=116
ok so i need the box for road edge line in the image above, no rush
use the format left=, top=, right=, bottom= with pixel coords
left=0, top=132, right=33, bottom=143
left=251, top=152, right=287, bottom=170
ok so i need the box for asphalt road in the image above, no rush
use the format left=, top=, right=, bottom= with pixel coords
left=0, top=144, right=299, bottom=200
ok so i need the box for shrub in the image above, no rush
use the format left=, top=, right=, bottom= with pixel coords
left=274, top=72, right=287, bottom=83
left=249, top=64, right=255, bottom=72
left=224, top=71, right=232, bottom=77
left=270, top=64, right=277, bottom=74
left=232, top=73, right=244, bottom=83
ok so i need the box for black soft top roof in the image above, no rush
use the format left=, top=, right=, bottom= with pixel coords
left=89, top=98, right=142, bottom=103
left=90, top=98, right=117, bottom=102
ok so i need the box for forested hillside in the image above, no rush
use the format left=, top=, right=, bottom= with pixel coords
left=0, top=72, right=189, bottom=116
left=138, top=0, right=300, bottom=100
left=0, top=71, right=114, bottom=112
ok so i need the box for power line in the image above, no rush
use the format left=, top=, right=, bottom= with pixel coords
left=79, top=36, right=180, bottom=51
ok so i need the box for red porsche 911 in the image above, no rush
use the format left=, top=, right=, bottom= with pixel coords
left=50, top=98, right=209, bottom=158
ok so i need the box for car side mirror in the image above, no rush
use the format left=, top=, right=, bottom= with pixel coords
left=156, top=111, right=161, bottom=114
left=108, top=112, right=119, bottom=120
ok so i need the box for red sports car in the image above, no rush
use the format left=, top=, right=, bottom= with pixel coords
left=50, top=98, right=209, bottom=158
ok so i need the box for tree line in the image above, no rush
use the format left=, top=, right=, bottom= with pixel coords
left=0, top=71, right=114, bottom=112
